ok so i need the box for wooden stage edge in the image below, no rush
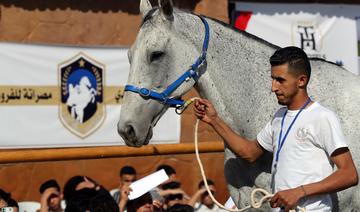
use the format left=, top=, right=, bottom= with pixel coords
left=0, top=142, right=225, bottom=164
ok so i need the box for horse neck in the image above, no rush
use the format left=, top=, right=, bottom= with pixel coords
left=200, top=18, right=276, bottom=93
left=177, top=13, right=278, bottom=129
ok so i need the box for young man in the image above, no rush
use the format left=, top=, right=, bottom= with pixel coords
left=113, top=166, right=137, bottom=210
left=188, top=179, right=223, bottom=212
left=194, top=46, right=358, bottom=211
left=0, top=189, right=18, bottom=212
left=38, top=179, right=63, bottom=212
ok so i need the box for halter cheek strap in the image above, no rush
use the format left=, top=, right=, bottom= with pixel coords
left=124, top=15, right=210, bottom=109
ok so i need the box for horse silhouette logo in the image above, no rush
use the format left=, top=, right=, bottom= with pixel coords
left=59, top=52, right=105, bottom=138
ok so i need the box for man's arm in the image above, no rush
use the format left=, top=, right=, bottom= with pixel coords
left=118, top=185, right=132, bottom=212
left=194, top=98, right=264, bottom=163
left=271, top=148, right=358, bottom=211
left=304, top=148, right=358, bottom=195
left=187, top=188, right=207, bottom=207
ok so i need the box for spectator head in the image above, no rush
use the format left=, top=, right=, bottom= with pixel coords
left=0, top=189, right=18, bottom=212
left=127, top=192, right=153, bottom=212
left=63, top=176, right=85, bottom=201
left=7, top=198, right=19, bottom=212
left=156, top=164, right=176, bottom=183
left=167, top=204, right=194, bottom=212
left=120, top=166, right=137, bottom=186
left=162, top=181, right=183, bottom=208
left=198, top=179, right=215, bottom=208
left=39, top=179, right=62, bottom=211
left=63, top=175, right=118, bottom=212
left=39, top=179, right=60, bottom=194
left=269, top=46, right=311, bottom=85
left=0, top=189, right=11, bottom=208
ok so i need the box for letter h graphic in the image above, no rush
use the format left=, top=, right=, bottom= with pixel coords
left=297, top=26, right=316, bottom=51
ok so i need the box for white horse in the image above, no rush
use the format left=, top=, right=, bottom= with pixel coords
left=118, top=0, right=360, bottom=210
left=66, top=76, right=96, bottom=123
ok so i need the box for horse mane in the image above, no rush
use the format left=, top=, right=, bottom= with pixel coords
left=140, top=6, right=339, bottom=67
left=202, top=15, right=342, bottom=67
left=200, top=14, right=280, bottom=50
left=308, top=57, right=344, bottom=68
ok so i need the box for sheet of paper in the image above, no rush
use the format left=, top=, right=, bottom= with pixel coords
left=128, top=169, right=169, bottom=200
left=224, top=196, right=237, bottom=209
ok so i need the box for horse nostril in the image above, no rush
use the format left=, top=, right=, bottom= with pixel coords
left=125, top=125, right=136, bottom=138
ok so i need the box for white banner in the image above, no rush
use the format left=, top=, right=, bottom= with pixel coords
left=234, top=2, right=359, bottom=75
left=0, top=42, right=180, bottom=149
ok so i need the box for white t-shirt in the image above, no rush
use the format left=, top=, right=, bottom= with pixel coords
left=257, top=102, right=348, bottom=211
left=194, top=202, right=227, bottom=212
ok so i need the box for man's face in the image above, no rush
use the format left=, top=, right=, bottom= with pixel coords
left=200, top=185, right=215, bottom=207
left=166, top=193, right=183, bottom=208
left=44, top=187, right=62, bottom=210
left=271, top=64, right=300, bottom=106
left=0, top=198, right=7, bottom=208
left=121, top=174, right=136, bottom=186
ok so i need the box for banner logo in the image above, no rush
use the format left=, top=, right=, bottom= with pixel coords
left=292, top=21, right=325, bottom=59
left=59, top=52, right=105, bottom=138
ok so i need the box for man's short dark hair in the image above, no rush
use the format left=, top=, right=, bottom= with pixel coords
left=162, top=181, right=181, bottom=190
left=270, top=46, right=311, bottom=81
left=65, top=187, right=119, bottom=212
left=39, top=179, right=60, bottom=194
left=120, top=166, right=137, bottom=176
left=0, top=189, right=10, bottom=200
left=161, top=181, right=183, bottom=202
left=0, top=189, right=17, bottom=208
left=198, top=179, right=214, bottom=189
left=156, top=164, right=176, bottom=176
left=63, top=176, right=118, bottom=212
left=64, top=175, right=96, bottom=201
left=126, top=192, right=153, bottom=212
left=7, top=198, right=18, bottom=208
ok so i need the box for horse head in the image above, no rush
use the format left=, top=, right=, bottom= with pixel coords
left=79, top=76, right=92, bottom=89
left=118, top=0, right=207, bottom=147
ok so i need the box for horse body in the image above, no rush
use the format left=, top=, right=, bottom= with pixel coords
left=118, top=0, right=360, bottom=210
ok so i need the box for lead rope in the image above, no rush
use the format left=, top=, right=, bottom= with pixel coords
left=177, top=98, right=306, bottom=212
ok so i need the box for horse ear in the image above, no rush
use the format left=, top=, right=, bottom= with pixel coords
left=158, top=0, right=173, bottom=20
left=140, top=0, right=152, bottom=17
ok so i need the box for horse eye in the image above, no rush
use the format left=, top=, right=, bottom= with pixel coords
left=150, top=51, right=165, bottom=63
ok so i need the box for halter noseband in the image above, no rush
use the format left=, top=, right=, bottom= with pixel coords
left=124, top=15, right=210, bottom=110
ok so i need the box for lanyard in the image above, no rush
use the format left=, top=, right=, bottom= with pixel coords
left=274, top=98, right=311, bottom=164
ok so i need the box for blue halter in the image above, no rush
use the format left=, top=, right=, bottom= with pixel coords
left=124, top=15, right=210, bottom=109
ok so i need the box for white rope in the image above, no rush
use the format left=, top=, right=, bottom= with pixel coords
left=194, top=118, right=271, bottom=211
left=181, top=98, right=306, bottom=212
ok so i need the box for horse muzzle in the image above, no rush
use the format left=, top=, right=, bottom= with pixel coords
left=118, top=121, right=152, bottom=147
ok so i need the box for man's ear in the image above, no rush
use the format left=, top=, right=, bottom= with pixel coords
left=298, top=75, right=308, bottom=88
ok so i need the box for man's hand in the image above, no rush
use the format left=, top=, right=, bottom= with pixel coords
left=270, top=187, right=305, bottom=211
left=39, top=188, right=60, bottom=212
left=120, top=184, right=132, bottom=201
left=152, top=199, right=163, bottom=210
left=76, top=177, right=98, bottom=191
left=119, top=185, right=133, bottom=212
left=194, top=98, right=217, bottom=124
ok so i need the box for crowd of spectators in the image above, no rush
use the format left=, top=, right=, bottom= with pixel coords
left=0, top=164, right=227, bottom=212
